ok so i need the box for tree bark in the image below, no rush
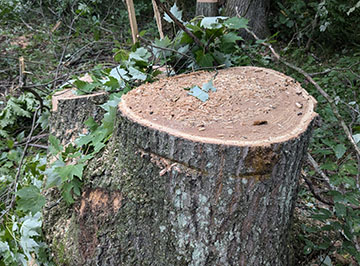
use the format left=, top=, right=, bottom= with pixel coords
left=43, top=67, right=317, bottom=265
left=196, top=0, right=218, bottom=17
left=225, top=0, right=270, bottom=39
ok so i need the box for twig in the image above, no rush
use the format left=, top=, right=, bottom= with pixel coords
left=138, top=35, right=195, bottom=62
left=154, top=0, right=205, bottom=51
left=307, top=152, right=334, bottom=190
left=309, top=62, right=360, bottom=77
left=238, top=12, right=360, bottom=157
left=27, top=143, right=48, bottom=149
left=302, top=171, right=360, bottom=210
left=53, top=14, right=79, bottom=90
left=302, top=174, right=333, bottom=206
left=0, top=108, right=40, bottom=222
left=14, top=133, right=49, bottom=146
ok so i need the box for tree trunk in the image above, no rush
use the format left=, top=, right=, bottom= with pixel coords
left=43, top=67, right=317, bottom=265
left=225, top=0, right=270, bottom=39
left=196, top=0, right=218, bottom=16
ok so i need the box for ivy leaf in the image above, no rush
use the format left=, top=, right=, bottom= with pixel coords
left=129, top=47, right=151, bottom=62
left=353, top=133, right=360, bottom=144
left=188, top=85, right=209, bottom=102
left=334, top=203, right=347, bottom=218
left=62, top=178, right=82, bottom=204
left=202, top=80, right=216, bottom=92
left=56, top=163, right=84, bottom=182
left=16, top=186, right=46, bottom=215
left=221, top=32, right=243, bottom=43
left=223, top=17, right=248, bottom=29
left=200, top=16, right=227, bottom=29
left=45, top=160, right=64, bottom=188
left=128, top=67, right=147, bottom=81
left=333, top=144, right=347, bottom=159
left=109, top=66, right=130, bottom=81
left=152, top=37, right=172, bottom=57
left=84, top=117, right=99, bottom=132
left=19, top=212, right=42, bottom=260
left=195, top=50, right=214, bottom=67
left=48, top=134, right=63, bottom=155
left=164, top=4, right=183, bottom=23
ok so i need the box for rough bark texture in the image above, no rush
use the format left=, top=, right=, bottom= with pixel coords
left=43, top=90, right=108, bottom=265
left=196, top=2, right=218, bottom=17
left=50, top=89, right=108, bottom=145
left=43, top=68, right=317, bottom=265
left=225, top=0, right=270, bottom=39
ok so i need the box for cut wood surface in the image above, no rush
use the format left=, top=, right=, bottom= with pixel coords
left=43, top=67, right=318, bottom=265
left=120, top=67, right=317, bottom=145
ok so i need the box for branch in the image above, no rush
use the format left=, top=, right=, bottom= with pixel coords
left=153, top=0, right=205, bottom=51
left=138, top=35, right=195, bottom=62
left=307, top=152, right=334, bottom=190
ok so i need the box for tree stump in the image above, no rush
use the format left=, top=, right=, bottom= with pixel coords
left=43, top=67, right=317, bottom=265
left=196, top=0, right=218, bottom=17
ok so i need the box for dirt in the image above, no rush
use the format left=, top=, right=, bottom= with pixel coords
left=119, top=66, right=318, bottom=146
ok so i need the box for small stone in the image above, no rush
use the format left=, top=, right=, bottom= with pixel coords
left=295, top=102, right=303, bottom=109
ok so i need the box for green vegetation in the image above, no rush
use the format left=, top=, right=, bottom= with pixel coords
left=1, top=0, right=359, bottom=265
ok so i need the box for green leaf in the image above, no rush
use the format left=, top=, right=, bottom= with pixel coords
left=195, top=50, right=214, bottom=67
left=202, top=80, right=216, bottom=92
left=152, top=37, right=172, bottom=56
left=334, top=202, right=347, bottom=218
left=188, top=85, right=209, bottom=102
left=84, top=117, right=99, bottom=132
left=333, top=144, right=346, bottom=159
left=62, top=178, right=82, bottom=204
left=353, top=133, right=360, bottom=144
left=129, top=47, right=151, bottom=63
left=45, top=160, right=64, bottom=188
left=56, top=163, right=84, bottom=182
left=221, top=32, right=243, bottom=43
left=223, top=17, right=248, bottom=29
left=110, top=66, right=129, bottom=81
left=164, top=4, right=182, bottom=23
left=200, top=16, right=227, bottom=29
left=128, top=67, right=147, bottom=81
left=73, top=79, right=97, bottom=94
left=19, top=212, right=42, bottom=260
left=48, top=134, right=63, bottom=155
left=16, top=186, right=46, bottom=215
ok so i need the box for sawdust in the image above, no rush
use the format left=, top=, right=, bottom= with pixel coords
left=119, top=66, right=317, bottom=146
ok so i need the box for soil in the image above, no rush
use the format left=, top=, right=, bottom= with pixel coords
left=119, top=66, right=317, bottom=146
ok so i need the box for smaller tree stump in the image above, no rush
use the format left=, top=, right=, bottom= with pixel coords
left=50, top=87, right=108, bottom=145
left=43, top=67, right=317, bottom=265
left=196, top=0, right=219, bottom=17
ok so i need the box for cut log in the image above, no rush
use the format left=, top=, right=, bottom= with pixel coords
left=43, top=67, right=317, bottom=265
left=196, top=0, right=218, bottom=17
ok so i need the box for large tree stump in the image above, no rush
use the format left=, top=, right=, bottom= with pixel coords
left=43, top=67, right=317, bottom=265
